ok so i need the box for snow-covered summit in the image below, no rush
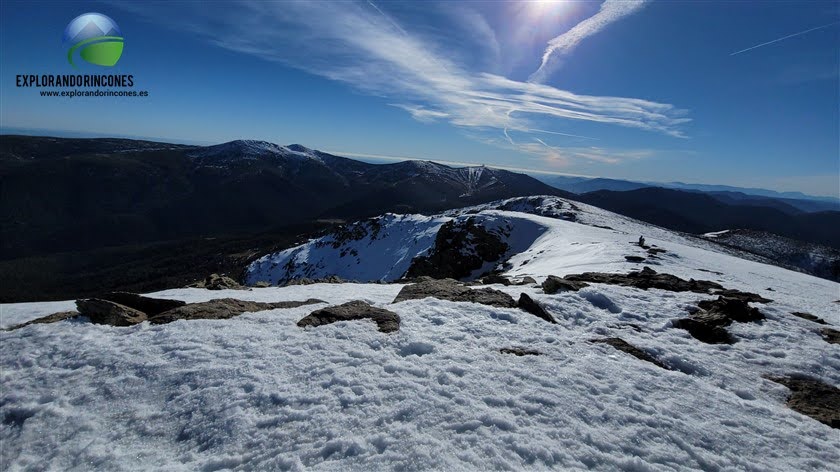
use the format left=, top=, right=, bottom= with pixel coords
left=188, top=139, right=323, bottom=163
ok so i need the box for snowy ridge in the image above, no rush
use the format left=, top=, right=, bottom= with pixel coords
left=2, top=196, right=839, bottom=471
left=246, top=195, right=774, bottom=286
left=187, top=140, right=323, bottom=163
left=247, top=214, right=450, bottom=285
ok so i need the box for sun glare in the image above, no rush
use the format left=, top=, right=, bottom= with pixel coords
left=526, top=0, right=570, bottom=19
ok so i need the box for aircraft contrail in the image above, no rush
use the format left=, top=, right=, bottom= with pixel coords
left=730, top=21, right=839, bottom=56
left=529, top=128, right=599, bottom=141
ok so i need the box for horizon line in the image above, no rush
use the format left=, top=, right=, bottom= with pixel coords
left=1, top=127, right=836, bottom=200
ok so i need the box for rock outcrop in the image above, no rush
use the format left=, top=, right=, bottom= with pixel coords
left=99, top=292, right=186, bottom=316
left=564, top=267, right=724, bottom=294
left=297, top=301, right=400, bottom=333
left=790, top=312, right=827, bottom=325
left=4, top=311, right=80, bottom=331
left=404, top=217, right=509, bottom=280
left=393, top=278, right=516, bottom=308
left=190, top=274, right=245, bottom=290
left=76, top=299, right=148, bottom=326
left=767, top=376, right=840, bottom=428
left=150, top=298, right=323, bottom=324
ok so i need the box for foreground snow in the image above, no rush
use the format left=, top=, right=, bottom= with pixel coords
left=2, top=197, right=839, bottom=471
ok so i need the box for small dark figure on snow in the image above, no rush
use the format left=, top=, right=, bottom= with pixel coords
left=638, top=236, right=645, bottom=247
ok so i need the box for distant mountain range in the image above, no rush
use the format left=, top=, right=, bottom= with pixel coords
left=576, top=187, right=840, bottom=248
left=536, top=175, right=840, bottom=213
left=0, top=135, right=568, bottom=259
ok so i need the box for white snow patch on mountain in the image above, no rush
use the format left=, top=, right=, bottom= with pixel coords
left=246, top=214, right=450, bottom=285
left=188, top=140, right=323, bottom=163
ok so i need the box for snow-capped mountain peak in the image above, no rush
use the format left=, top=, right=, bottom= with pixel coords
left=188, top=139, right=323, bottom=163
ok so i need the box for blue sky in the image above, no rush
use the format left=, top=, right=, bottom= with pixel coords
left=1, top=1, right=838, bottom=196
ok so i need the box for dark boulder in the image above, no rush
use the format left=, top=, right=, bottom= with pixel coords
left=76, top=299, right=147, bottom=326
left=591, top=337, right=669, bottom=369
left=790, top=312, right=827, bottom=325
left=624, top=256, right=646, bottom=263
left=517, top=293, right=556, bottom=323
left=821, top=327, right=840, bottom=344
left=672, top=318, right=735, bottom=344
left=297, top=300, right=400, bottom=333
left=481, top=274, right=512, bottom=286
left=767, top=376, right=840, bottom=428
left=99, top=292, right=185, bottom=316
left=393, top=278, right=516, bottom=308
left=150, top=298, right=323, bottom=324
left=542, top=275, right=589, bottom=294
left=516, top=276, right=538, bottom=285
left=695, top=296, right=765, bottom=326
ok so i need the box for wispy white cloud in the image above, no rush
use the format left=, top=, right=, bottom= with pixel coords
left=115, top=0, right=686, bottom=165
left=530, top=0, right=649, bottom=83
left=730, top=21, right=839, bottom=56
left=389, top=104, right=450, bottom=123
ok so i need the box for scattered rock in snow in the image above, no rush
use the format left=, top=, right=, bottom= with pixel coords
left=253, top=281, right=272, bottom=288
left=647, top=247, right=667, bottom=256
left=673, top=296, right=764, bottom=344
left=541, top=275, right=589, bottom=294
left=767, top=376, right=840, bottom=428
left=99, top=292, right=186, bottom=316
left=711, top=289, right=772, bottom=304
left=284, top=276, right=347, bottom=286
left=821, top=327, right=840, bottom=344
left=517, top=276, right=538, bottom=285
left=694, top=296, right=765, bottom=326
left=624, top=256, right=646, bottom=263
left=393, top=278, right=516, bottom=308
left=500, top=347, right=541, bottom=356
left=297, top=301, right=400, bottom=333
left=790, top=312, right=827, bottom=325
left=564, top=266, right=724, bottom=294
left=4, top=311, right=80, bottom=331
left=76, top=299, right=148, bottom=326
left=481, top=274, right=512, bottom=285
left=150, top=298, right=323, bottom=324
left=590, top=337, right=669, bottom=369
left=404, top=217, right=509, bottom=280
left=672, top=318, right=735, bottom=344
left=517, top=293, right=556, bottom=323
left=191, top=273, right=245, bottom=290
